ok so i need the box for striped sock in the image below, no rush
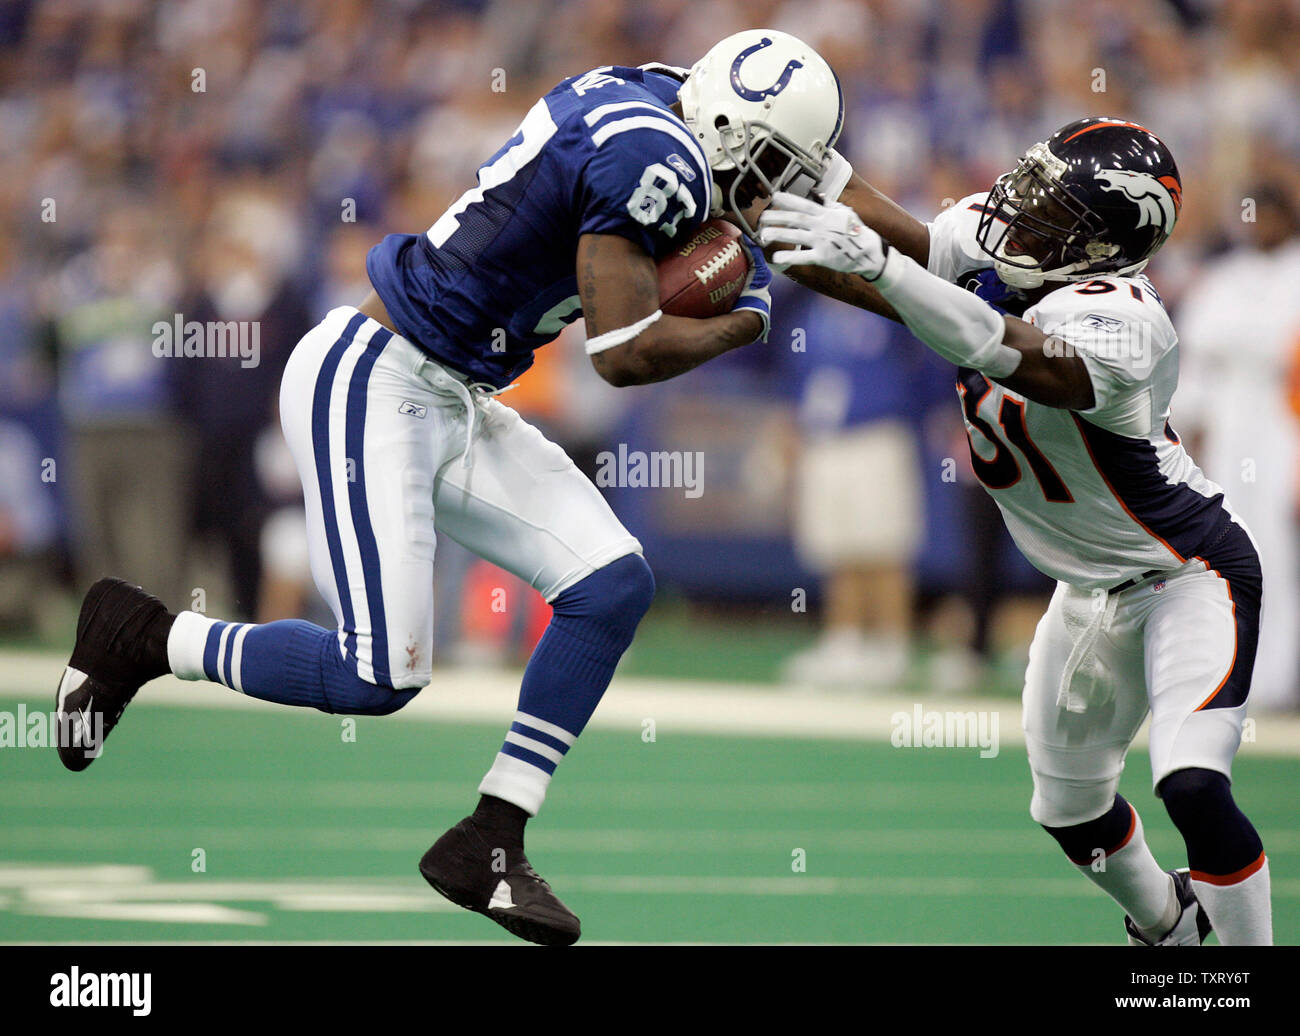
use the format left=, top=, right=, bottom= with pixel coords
left=1158, top=767, right=1270, bottom=944
left=477, top=555, right=654, bottom=815
left=169, top=611, right=245, bottom=688
left=1191, top=853, right=1272, bottom=945
left=479, top=710, right=577, bottom=817
left=167, top=610, right=339, bottom=710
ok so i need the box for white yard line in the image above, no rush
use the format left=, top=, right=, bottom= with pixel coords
left=22, top=903, right=267, bottom=925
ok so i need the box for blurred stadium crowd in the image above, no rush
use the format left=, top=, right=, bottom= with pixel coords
left=2, top=0, right=1299, bottom=705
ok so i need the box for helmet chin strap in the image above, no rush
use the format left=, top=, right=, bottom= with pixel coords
left=995, top=255, right=1151, bottom=290
left=710, top=181, right=726, bottom=218
left=994, top=262, right=1045, bottom=290
left=991, top=237, right=1050, bottom=289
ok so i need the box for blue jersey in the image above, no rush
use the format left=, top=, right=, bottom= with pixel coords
left=367, top=65, right=714, bottom=388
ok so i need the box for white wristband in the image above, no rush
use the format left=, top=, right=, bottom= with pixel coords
left=584, top=309, right=663, bottom=355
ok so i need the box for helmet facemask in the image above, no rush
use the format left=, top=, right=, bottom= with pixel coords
left=713, top=116, right=828, bottom=236
left=976, top=141, right=1117, bottom=289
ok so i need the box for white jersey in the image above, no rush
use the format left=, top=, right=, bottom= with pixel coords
left=926, top=193, right=1237, bottom=591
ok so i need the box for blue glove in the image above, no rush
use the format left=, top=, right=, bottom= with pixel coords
left=733, top=234, right=773, bottom=341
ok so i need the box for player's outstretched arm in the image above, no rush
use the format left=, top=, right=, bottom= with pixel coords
left=837, top=174, right=931, bottom=265
left=774, top=173, right=930, bottom=324
left=579, top=233, right=766, bottom=387
left=759, top=193, right=1095, bottom=410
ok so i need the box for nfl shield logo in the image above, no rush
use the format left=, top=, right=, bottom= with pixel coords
left=1153, top=579, right=1166, bottom=594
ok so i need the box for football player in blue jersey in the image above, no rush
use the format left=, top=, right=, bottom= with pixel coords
left=54, top=30, right=848, bottom=945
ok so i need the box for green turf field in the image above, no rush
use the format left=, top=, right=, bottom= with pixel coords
left=1, top=690, right=1296, bottom=944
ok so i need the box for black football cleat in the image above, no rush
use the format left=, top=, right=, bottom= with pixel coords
left=55, top=578, right=172, bottom=772
left=1124, top=868, right=1214, bottom=945
left=419, top=816, right=581, bottom=946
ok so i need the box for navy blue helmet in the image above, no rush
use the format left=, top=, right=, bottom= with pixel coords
left=976, top=117, right=1183, bottom=289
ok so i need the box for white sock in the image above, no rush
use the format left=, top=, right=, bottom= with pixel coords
left=1192, top=854, right=1272, bottom=946
left=167, top=610, right=221, bottom=681
left=479, top=752, right=550, bottom=817
left=1075, top=806, right=1177, bottom=932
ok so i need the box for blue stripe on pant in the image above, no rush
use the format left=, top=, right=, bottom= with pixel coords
left=343, top=326, right=393, bottom=685
left=310, top=315, right=395, bottom=685
left=311, top=315, right=363, bottom=669
left=1195, top=520, right=1262, bottom=711
left=187, top=315, right=419, bottom=715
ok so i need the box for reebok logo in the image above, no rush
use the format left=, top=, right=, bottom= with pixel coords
left=76, top=700, right=93, bottom=742
left=666, top=153, right=696, bottom=182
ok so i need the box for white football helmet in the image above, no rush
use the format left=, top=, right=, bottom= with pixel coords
left=679, top=29, right=845, bottom=234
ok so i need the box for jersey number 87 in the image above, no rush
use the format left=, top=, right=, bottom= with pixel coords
left=626, top=162, right=698, bottom=238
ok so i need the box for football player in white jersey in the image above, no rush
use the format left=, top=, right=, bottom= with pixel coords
left=759, top=117, right=1272, bottom=945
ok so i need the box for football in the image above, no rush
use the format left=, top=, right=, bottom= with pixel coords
left=656, top=218, right=751, bottom=319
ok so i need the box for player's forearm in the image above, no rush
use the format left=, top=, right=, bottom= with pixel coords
left=591, top=310, right=762, bottom=386
left=781, top=263, right=902, bottom=323
left=838, top=176, right=930, bottom=266
left=761, top=196, right=1029, bottom=383
left=870, top=248, right=1016, bottom=374
left=874, top=250, right=1094, bottom=409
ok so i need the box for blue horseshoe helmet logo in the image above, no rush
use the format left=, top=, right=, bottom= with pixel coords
left=730, top=37, right=804, bottom=101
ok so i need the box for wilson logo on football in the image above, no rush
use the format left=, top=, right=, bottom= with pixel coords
left=708, top=282, right=741, bottom=305
left=675, top=225, right=723, bottom=258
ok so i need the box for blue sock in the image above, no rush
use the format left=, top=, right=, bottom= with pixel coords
left=478, top=553, right=655, bottom=814
left=168, top=614, right=418, bottom=716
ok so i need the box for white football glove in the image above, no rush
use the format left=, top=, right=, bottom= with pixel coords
left=757, top=191, right=892, bottom=280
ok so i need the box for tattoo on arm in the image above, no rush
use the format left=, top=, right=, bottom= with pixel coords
left=579, top=236, right=599, bottom=331
left=783, top=263, right=902, bottom=323
left=631, top=253, right=659, bottom=311
left=580, top=233, right=660, bottom=336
